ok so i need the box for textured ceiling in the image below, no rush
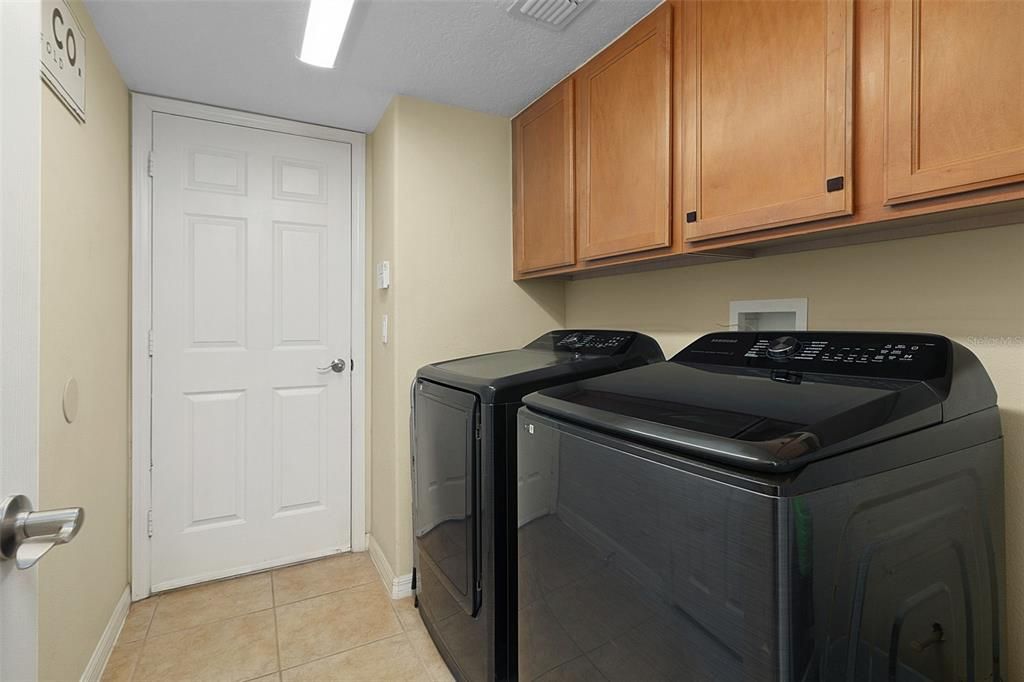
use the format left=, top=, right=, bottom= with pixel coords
left=85, top=0, right=661, bottom=133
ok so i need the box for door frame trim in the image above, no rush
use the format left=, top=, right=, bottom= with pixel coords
left=0, top=0, right=42, bottom=676
left=130, top=94, right=368, bottom=600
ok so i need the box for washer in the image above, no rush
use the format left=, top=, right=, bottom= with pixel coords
left=518, top=331, right=1005, bottom=681
left=412, top=330, right=664, bottom=681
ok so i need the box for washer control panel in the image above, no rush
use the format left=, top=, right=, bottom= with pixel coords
left=675, top=332, right=949, bottom=380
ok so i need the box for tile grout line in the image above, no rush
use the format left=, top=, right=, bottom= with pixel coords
left=391, top=599, right=444, bottom=682
left=141, top=597, right=158, bottom=641
left=270, top=571, right=284, bottom=677
left=390, top=599, right=432, bottom=676
left=271, top=561, right=406, bottom=674
left=128, top=600, right=160, bottom=682
left=127, top=623, right=150, bottom=682
left=278, top=629, right=409, bottom=675
left=144, top=572, right=274, bottom=634
left=141, top=573, right=379, bottom=640
left=104, top=600, right=154, bottom=681
left=111, top=556, right=402, bottom=681
left=132, top=607, right=280, bottom=681
left=274, top=575, right=380, bottom=609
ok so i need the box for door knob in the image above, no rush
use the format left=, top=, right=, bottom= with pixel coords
left=0, top=495, right=84, bottom=569
left=316, top=358, right=347, bottom=374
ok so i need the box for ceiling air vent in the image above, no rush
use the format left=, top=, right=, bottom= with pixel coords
left=507, top=0, right=592, bottom=31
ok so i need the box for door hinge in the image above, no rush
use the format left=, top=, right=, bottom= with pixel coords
left=146, top=509, right=154, bottom=537
left=147, top=151, right=155, bottom=177
left=475, top=423, right=481, bottom=441
left=147, top=329, right=154, bottom=357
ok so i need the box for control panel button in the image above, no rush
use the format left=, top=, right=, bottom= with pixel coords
left=556, top=331, right=630, bottom=354
left=771, top=369, right=802, bottom=384
left=766, top=336, right=802, bottom=360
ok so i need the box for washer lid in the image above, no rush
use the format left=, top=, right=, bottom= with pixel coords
left=523, top=332, right=996, bottom=472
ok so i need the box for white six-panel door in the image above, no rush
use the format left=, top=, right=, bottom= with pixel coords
left=150, top=113, right=352, bottom=590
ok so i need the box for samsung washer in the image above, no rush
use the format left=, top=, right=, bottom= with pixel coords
left=518, top=331, right=1005, bottom=681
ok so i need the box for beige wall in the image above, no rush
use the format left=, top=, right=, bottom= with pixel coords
left=563, top=223, right=1024, bottom=679
left=39, top=1, right=131, bottom=679
left=370, top=101, right=400, bottom=570
left=369, top=96, right=564, bottom=574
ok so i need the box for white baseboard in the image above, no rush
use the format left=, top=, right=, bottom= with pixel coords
left=81, top=585, right=131, bottom=682
left=393, top=572, right=413, bottom=598
left=367, top=534, right=414, bottom=599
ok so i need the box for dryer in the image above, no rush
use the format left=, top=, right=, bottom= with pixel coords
left=518, top=331, right=1005, bottom=681
left=412, top=330, right=664, bottom=681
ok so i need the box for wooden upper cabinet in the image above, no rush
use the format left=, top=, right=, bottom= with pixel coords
left=513, top=80, right=575, bottom=276
left=885, top=0, right=1024, bottom=205
left=576, top=4, right=673, bottom=261
left=684, top=0, right=853, bottom=241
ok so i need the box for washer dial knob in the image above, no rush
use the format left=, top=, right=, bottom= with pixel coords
left=767, top=336, right=801, bottom=360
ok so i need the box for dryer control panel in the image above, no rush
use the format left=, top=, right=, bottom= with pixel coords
left=674, top=332, right=950, bottom=381
left=526, top=330, right=638, bottom=356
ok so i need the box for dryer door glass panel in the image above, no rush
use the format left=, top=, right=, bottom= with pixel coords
left=414, top=381, right=480, bottom=615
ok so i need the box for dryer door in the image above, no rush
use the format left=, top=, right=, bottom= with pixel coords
left=413, top=380, right=481, bottom=616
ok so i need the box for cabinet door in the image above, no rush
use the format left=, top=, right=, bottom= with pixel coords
left=885, top=0, right=1024, bottom=204
left=684, top=0, right=852, bottom=241
left=513, top=80, right=575, bottom=276
left=576, top=4, right=673, bottom=261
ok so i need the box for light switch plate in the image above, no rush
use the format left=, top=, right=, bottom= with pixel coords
left=376, top=261, right=391, bottom=289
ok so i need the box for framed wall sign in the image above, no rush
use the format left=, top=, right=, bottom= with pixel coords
left=40, top=0, right=86, bottom=121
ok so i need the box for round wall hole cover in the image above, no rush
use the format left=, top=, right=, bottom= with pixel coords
left=62, top=377, right=79, bottom=424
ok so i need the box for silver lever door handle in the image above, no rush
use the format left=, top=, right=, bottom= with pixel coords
left=0, top=495, right=85, bottom=569
left=316, top=358, right=347, bottom=374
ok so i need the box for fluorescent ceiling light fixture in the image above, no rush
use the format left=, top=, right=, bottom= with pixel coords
left=299, top=0, right=355, bottom=68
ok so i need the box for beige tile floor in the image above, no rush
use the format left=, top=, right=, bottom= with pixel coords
left=102, top=552, right=455, bottom=682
